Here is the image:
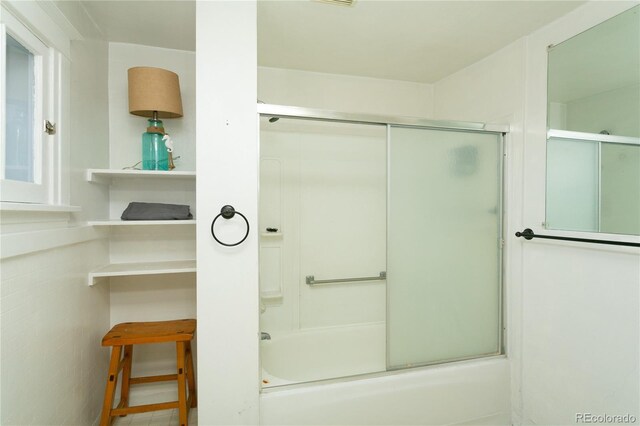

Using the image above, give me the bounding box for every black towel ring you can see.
[210,205,250,247]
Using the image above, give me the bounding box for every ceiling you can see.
[80,0,586,84]
[80,0,196,51]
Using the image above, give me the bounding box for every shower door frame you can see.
[258,103,508,133]
[258,103,508,376]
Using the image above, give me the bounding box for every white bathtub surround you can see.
[261,357,510,425]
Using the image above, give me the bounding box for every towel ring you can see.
[210,205,250,247]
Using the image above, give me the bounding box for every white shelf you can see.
[88,260,197,286]
[88,219,196,226]
[260,290,283,300]
[260,232,283,237]
[86,168,196,184]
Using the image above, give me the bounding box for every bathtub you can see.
[260,322,386,387]
[260,323,511,425]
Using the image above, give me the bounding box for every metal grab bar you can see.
[306,271,387,285]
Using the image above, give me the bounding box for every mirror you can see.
[546,5,640,235]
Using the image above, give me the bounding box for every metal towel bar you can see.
[306,271,387,285]
[515,228,640,247]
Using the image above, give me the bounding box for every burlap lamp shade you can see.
[128,67,183,118]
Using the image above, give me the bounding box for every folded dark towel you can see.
[121,202,193,220]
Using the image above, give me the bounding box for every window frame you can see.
[1,7,54,204]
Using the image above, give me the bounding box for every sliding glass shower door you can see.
[387,126,503,369]
[258,108,505,387]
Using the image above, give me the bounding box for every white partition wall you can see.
[387,126,503,368]
[196,1,260,424]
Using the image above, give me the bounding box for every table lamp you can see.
[128,67,183,170]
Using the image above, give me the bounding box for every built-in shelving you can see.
[88,219,196,226]
[85,168,197,285]
[86,168,196,184]
[88,260,197,286]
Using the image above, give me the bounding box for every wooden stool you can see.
[99,319,197,426]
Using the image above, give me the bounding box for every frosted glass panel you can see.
[601,143,640,235]
[387,127,501,369]
[4,34,35,182]
[546,137,599,232]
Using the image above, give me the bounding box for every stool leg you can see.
[176,341,188,426]
[100,345,122,426]
[118,345,133,415]
[185,341,197,407]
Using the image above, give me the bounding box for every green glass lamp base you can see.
[141,118,169,171]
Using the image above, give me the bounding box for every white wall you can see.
[1,7,112,424]
[259,66,434,118]
[434,2,640,424]
[108,42,196,171]
[70,37,111,224]
[434,39,525,125]
[0,240,110,425]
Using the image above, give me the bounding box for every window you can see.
[1,7,54,204]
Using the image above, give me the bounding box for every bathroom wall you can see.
[0,239,110,424]
[0,4,112,423]
[433,2,639,424]
[259,66,434,117]
[70,37,111,224]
